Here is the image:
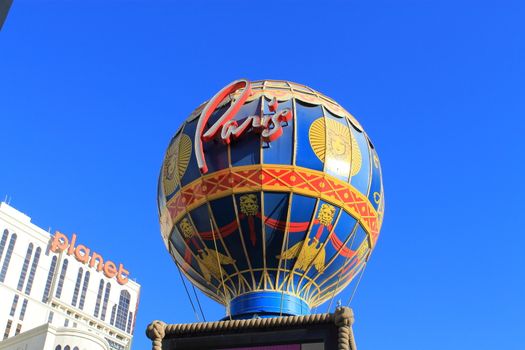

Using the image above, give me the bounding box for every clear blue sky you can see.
[1,1,524,349]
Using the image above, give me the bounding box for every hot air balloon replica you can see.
[157,79,384,322]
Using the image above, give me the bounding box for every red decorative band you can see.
[166,165,380,246]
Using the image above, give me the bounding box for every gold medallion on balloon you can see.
[309,117,362,177]
[163,133,192,197]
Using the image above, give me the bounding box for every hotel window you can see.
[48,311,54,323]
[0,234,17,282]
[55,258,69,298]
[42,256,58,302]
[19,299,28,321]
[17,243,33,290]
[115,290,131,331]
[105,338,125,350]
[79,271,90,310]
[9,295,19,316]
[15,323,21,335]
[126,311,133,333]
[64,319,69,327]
[94,279,104,317]
[0,229,8,260]
[64,346,70,350]
[55,346,61,350]
[101,282,111,320]
[71,267,83,306]
[110,304,116,326]
[3,320,12,339]
[25,247,41,295]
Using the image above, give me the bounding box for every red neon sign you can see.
[195,79,292,174]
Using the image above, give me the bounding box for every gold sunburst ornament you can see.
[309,117,362,177]
[163,134,192,196]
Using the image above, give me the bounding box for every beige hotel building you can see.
[0,202,140,350]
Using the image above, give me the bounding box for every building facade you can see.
[0,202,140,350]
[0,323,110,350]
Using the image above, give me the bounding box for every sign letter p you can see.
[51,231,69,253]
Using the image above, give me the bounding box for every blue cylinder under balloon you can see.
[228,291,311,319]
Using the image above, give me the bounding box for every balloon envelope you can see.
[158,80,384,319]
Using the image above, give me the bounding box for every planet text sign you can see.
[50,231,130,285]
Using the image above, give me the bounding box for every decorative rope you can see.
[334,307,355,350]
[192,284,206,322]
[209,216,232,320]
[145,320,166,350]
[327,222,360,312]
[346,262,367,307]
[176,263,200,321]
[146,307,357,350]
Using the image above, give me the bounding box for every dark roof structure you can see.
[146,306,357,350]
[0,0,13,31]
